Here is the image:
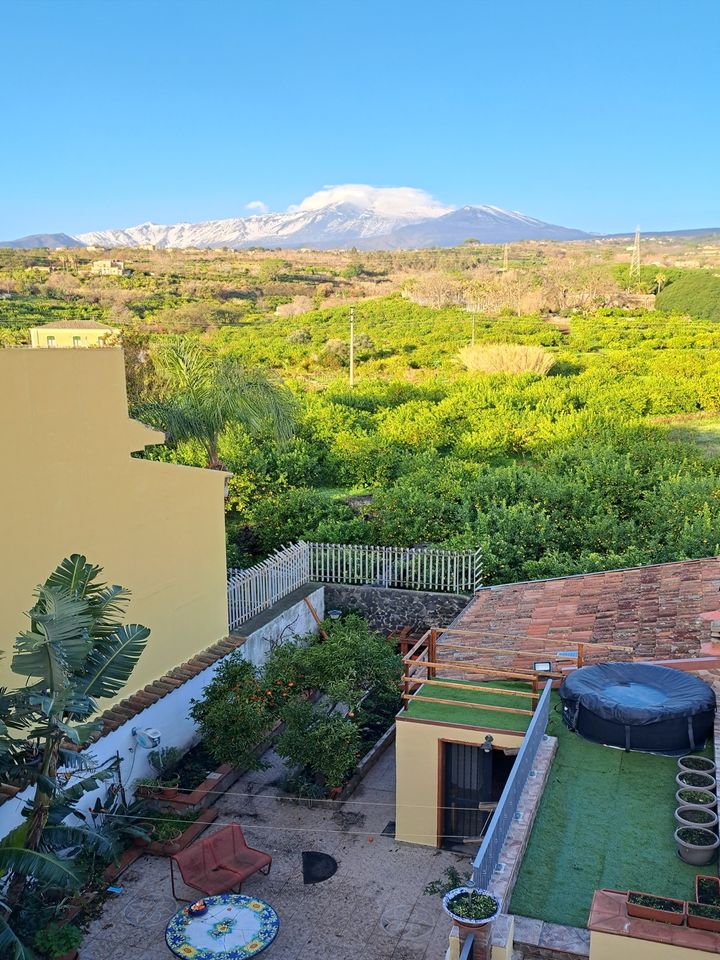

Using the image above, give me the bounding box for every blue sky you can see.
[2,0,719,237]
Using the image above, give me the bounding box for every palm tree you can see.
[140,337,296,469]
[1,555,150,955]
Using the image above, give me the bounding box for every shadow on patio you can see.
[80,746,468,960]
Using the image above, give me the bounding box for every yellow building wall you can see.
[395,717,525,846]
[590,930,717,960]
[0,347,229,708]
[29,326,116,348]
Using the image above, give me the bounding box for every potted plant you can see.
[626,892,686,925]
[688,901,720,932]
[679,756,716,776]
[442,886,501,928]
[132,822,156,847]
[696,875,720,905]
[676,788,716,809]
[675,805,718,830]
[675,827,720,865]
[676,770,716,792]
[149,746,182,800]
[133,776,163,799]
[34,923,82,960]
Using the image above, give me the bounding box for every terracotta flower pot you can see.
[626,891,686,925]
[688,902,720,932]
[695,874,720,905]
[160,780,180,800]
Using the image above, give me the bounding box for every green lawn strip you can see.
[509,698,702,927]
[404,679,532,732]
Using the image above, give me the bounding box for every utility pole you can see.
[628,226,641,289]
[503,244,509,271]
[349,305,355,388]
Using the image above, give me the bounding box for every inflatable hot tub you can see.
[559,662,716,755]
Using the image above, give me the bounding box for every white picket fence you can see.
[227,541,481,631]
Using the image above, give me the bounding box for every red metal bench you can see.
[170,824,272,900]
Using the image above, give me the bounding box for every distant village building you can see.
[90,258,127,276]
[29,318,119,349]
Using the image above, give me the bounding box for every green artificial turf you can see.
[509,696,708,928]
[403,679,533,732]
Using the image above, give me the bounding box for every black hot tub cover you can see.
[559,662,716,754]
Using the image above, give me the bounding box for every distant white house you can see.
[90,258,127,276]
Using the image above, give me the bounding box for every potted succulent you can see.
[679,756,716,776]
[688,901,720,933]
[34,923,82,960]
[676,788,716,809]
[626,892,686,925]
[675,805,718,831]
[676,770,716,792]
[675,827,720,865]
[696,875,720,905]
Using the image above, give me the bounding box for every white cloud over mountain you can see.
[246,200,269,215]
[289,184,453,220]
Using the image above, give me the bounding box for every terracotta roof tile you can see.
[440,557,720,669]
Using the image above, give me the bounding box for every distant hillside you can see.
[656,272,720,320]
[373,205,590,248]
[0,233,84,249]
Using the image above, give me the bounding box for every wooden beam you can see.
[408,659,560,681]
[303,596,329,640]
[425,640,580,660]
[405,676,538,700]
[402,692,534,717]
[432,627,633,653]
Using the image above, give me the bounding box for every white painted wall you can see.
[0,587,324,841]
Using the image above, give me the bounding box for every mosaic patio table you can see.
[165,893,279,959]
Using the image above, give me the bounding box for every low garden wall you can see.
[324,583,470,633]
[0,586,324,844]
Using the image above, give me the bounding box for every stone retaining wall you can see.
[324,583,470,633]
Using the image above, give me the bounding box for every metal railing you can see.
[471,678,553,892]
[227,541,482,631]
[307,542,481,593]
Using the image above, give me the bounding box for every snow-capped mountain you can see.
[75,202,431,250]
[4,186,591,250]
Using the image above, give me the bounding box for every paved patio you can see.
[80,745,468,960]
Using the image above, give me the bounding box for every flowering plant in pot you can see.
[626,892,686,925]
[675,827,720,865]
[34,923,82,960]
[675,805,718,831]
[676,770,716,792]
[688,901,720,933]
[675,788,716,809]
[442,886,501,926]
[679,756,716,776]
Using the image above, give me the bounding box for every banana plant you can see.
[3,554,150,928]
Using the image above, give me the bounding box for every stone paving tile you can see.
[80,743,467,960]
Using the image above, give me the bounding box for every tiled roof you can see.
[72,635,242,750]
[450,557,720,662]
[36,319,117,330]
